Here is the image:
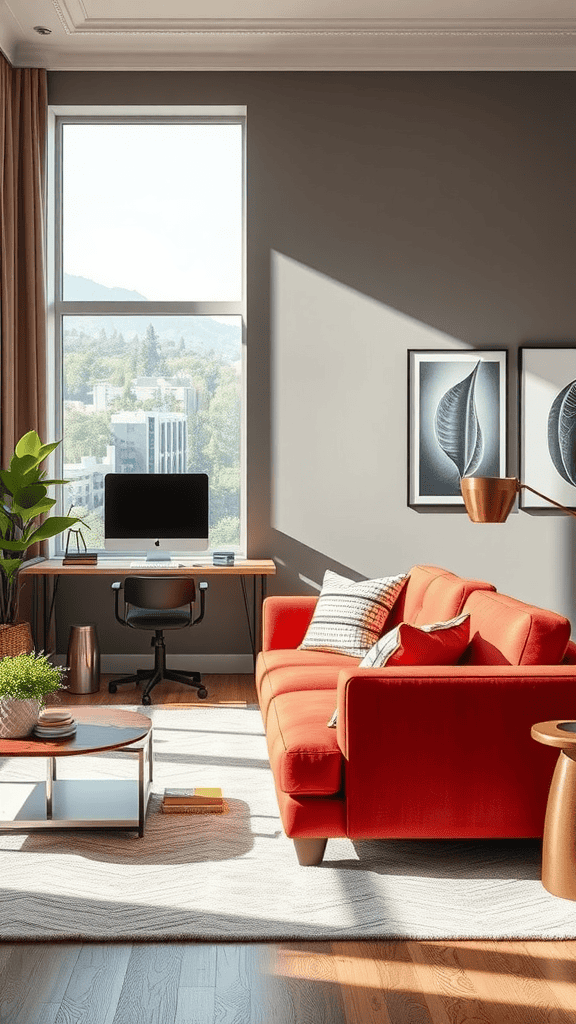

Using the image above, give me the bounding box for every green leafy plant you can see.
[0,651,66,704]
[0,431,81,624]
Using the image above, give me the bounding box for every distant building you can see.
[92,383,122,411]
[64,445,117,511]
[111,411,187,474]
[132,376,199,414]
[92,377,199,414]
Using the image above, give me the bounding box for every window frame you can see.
[47,106,247,558]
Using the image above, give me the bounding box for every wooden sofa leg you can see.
[293,838,328,866]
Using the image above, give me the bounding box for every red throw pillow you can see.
[359,613,471,668]
[327,613,471,727]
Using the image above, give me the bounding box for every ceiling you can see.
[1,0,575,71]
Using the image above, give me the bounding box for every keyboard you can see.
[129,560,205,568]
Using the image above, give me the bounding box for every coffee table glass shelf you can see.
[0,708,153,837]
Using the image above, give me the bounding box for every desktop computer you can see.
[104,473,209,563]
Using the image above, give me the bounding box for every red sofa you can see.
[255,565,576,865]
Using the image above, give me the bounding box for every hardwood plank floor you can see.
[2,674,573,1023]
[2,941,576,1024]
[44,673,258,708]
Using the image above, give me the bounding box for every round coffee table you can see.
[0,707,153,837]
[532,720,576,900]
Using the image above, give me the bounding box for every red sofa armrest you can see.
[335,664,576,839]
[262,595,318,651]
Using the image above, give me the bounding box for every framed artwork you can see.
[520,347,576,511]
[408,349,508,507]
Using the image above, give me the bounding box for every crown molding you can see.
[13,26,576,71]
[1,2,573,71]
[48,6,576,36]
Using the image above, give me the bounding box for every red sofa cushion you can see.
[262,596,319,652]
[388,565,495,628]
[257,649,357,722]
[463,590,571,666]
[266,690,344,796]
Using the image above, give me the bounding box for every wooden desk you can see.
[21,558,276,669]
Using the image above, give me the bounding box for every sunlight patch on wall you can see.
[270,252,466,574]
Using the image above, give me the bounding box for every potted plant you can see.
[0,650,66,737]
[0,430,80,654]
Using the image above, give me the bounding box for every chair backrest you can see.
[124,576,196,610]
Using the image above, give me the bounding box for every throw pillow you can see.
[359,612,470,669]
[299,569,408,660]
[327,612,470,727]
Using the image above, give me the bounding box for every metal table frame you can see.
[0,729,153,838]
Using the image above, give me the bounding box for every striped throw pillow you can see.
[299,569,408,659]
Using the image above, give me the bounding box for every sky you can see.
[62,122,243,303]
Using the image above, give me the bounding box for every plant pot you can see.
[0,697,40,738]
[0,622,33,659]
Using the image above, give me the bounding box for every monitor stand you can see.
[144,550,172,563]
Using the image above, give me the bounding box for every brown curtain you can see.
[0,55,47,464]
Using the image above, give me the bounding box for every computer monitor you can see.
[104,473,209,560]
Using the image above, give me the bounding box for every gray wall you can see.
[47,71,576,658]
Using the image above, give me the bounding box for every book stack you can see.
[161,787,226,814]
[62,551,98,566]
[33,709,77,739]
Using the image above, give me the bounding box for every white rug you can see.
[1,705,576,941]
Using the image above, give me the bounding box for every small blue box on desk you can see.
[213,552,235,566]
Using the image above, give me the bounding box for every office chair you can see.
[108,576,208,705]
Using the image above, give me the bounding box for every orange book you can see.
[161,802,227,815]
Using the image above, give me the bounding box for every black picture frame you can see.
[408,349,508,508]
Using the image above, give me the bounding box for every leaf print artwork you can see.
[434,360,484,479]
[409,349,506,506]
[548,379,576,487]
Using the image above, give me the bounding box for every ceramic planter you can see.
[0,698,40,738]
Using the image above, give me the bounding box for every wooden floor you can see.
[1,674,574,1023]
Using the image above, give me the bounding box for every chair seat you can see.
[126,606,191,630]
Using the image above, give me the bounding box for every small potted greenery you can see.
[0,651,66,738]
[0,430,80,653]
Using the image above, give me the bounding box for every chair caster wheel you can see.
[197,688,208,699]
[142,694,152,706]
[108,683,117,694]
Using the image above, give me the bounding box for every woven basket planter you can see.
[0,622,34,659]
[0,697,40,738]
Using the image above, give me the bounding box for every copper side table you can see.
[0,708,153,838]
[531,720,576,900]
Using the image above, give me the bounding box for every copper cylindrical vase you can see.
[66,624,100,694]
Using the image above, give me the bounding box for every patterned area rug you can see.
[1,705,576,941]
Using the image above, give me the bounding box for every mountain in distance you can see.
[64,274,147,302]
[63,274,241,362]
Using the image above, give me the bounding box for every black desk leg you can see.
[45,576,51,652]
[240,574,267,673]
[240,576,256,672]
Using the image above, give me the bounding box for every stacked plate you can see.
[33,709,77,740]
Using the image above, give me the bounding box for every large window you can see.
[49,109,246,554]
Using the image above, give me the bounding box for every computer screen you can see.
[104,473,209,557]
